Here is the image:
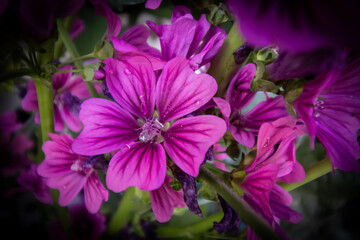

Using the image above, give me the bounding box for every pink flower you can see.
[72,55,226,193]
[215,63,288,148]
[38,133,108,213]
[146,5,226,70]
[145,0,162,10]
[240,116,306,239]
[21,66,98,132]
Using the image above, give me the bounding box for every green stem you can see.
[207,23,244,98]
[108,187,136,234]
[56,69,84,74]
[279,158,333,192]
[34,78,54,142]
[57,18,99,97]
[58,53,95,67]
[200,168,282,240]
[156,212,223,238]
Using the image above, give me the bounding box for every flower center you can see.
[138,118,164,143]
[312,99,325,118]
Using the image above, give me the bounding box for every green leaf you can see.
[83,67,95,81]
[198,182,218,202]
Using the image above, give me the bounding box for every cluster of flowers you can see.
[1,0,359,239]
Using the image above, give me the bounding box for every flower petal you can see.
[145,0,162,9]
[227,63,257,111]
[156,57,217,123]
[149,175,185,222]
[53,66,72,90]
[72,98,140,156]
[84,171,109,213]
[104,56,156,119]
[106,142,166,192]
[163,115,226,176]
[39,133,85,177]
[59,105,82,132]
[47,172,86,207]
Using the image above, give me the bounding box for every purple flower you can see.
[38,133,109,213]
[213,144,228,171]
[146,5,226,70]
[17,163,53,204]
[293,57,360,171]
[149,175,186,222]
[0,133,33,176]
[21,66,99,132]
[226,0,360,53]
[72,55,226,193]
[216,63,288,148]
[145,0,162,10]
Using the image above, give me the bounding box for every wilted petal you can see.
[213,195,241,234]
[173,168,202,217]
[104,56,156,119]
[106,142,166,192]
[84,171,109,213]
[149,175,185,222]
[72,98,140,156]
[163,115,226,176]
[156,57,217,123]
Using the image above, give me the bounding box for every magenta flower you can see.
[149,175,186,222]
[240,116,306,239]
[146,5,226,70]
[216,63,288,148]
[17,163,53,204]
[293,57,360,171]
[72,55,226,193]
[213,143,228,171]
[21,66,98,132]
[38,133,108,213]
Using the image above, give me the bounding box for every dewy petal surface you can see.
[156,57,217,123]
[106,142,166,192]
[163,115,226,177]
[149,175,185,222]
[72,98,140,156]
[104,56,156,119]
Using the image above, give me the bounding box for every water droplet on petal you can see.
[313,112,320,118]
[124,69,131,75]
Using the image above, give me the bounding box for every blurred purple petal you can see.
[84,172,109,213]
[145,0,162,10]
